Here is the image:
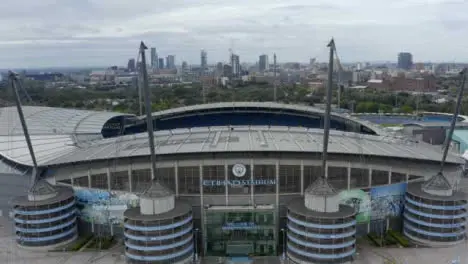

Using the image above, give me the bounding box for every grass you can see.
[387,230,410,247]
[85,236,116,250]
[367,231,402,248]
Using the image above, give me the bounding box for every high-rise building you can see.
[259,54,269,72]
[309,58,316,66]
[181,61,188,73]
[216,62,223,76]
[127,58,136,72]
[166,55,176,69]
[231,54,240,77]
[158,58,164,69]
[201,50,207,70]
[150,48,158,69]
[398,52,413,70]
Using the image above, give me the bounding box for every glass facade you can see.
[205,209,277,257]
[67,162,429,198]
[63,160,435,257]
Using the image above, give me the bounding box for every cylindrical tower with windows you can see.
[404,173,467,247]
[12,180,78,250]
[287,178,356,264]
[124,181,194,264]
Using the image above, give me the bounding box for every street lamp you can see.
[194,228,199,263]
[280,228,287,260]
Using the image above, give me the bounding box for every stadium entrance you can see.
[204,205,277,257]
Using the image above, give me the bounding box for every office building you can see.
[127,58,136,72]
[150,48,158,69]
[158,58,164,69]
[201,49,207,70]
[398,52,413,70]
[259,54,269,72]
[167,55,176,69]
[231,54,240,78]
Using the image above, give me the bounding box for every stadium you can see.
[0,101,466,263]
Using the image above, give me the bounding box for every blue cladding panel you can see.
[121,111,375,135]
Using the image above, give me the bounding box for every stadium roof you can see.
[0,105,462,167]
[0,106,133,136]
[148,101,386,135]
[1,125,460,167]
[0,106,133,166]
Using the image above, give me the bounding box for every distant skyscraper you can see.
[216,62,223,76]
[166,55,176,69]
[127,58,136,72]
[231,54,240,77]
[259,54,269,72]
[150,48,158,69]
[309,58,316,66]
[223,64,232,77]
[398,52,413,70]
[201,49,207,70]
[158,58,164,69]
[182,61,188,72]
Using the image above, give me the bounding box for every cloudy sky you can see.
[0,0,467,68]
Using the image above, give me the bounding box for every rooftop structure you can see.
[0,106,135,136]
[0,124,462,167]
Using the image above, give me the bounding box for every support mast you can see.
[321,39,335,178]
[139,42,158,181]
[8,72,38,187]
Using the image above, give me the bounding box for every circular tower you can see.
[12,180,78,250]
[287,178,356,264]
[124,181,194,264]
[404,172,467,247]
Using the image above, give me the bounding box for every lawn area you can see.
[367,231,405,248]
[85,236,116,250]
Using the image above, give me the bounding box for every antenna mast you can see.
[321,39,335,178]
[8,72,38,188]
[139,42,158,181]
[440,68,467,172]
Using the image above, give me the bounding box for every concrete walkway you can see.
[1,216,466,264]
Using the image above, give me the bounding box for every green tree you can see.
[399,105,414,114]
[356,102,379,113]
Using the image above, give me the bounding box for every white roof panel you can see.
[0,106,134,166]
[30,126,462,166]
[0,106,463,168]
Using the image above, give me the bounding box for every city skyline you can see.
[0,0,467,68]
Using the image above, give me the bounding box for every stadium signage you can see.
[203,179,276,186]
[202,163,276,186]
[232,164,247,177]
[222,222,257,230]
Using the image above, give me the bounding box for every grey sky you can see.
[0,0,467,68]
